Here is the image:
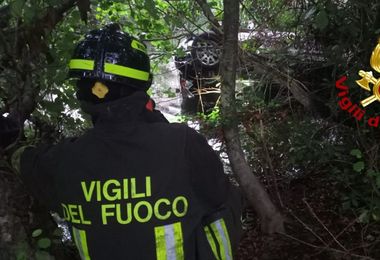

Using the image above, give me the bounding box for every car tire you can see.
[191,32,222,70]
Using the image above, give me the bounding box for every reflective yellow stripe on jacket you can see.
[72,227,91,260]
[204,218,233,260]
[154,222,184,260]
[204,225,220,260]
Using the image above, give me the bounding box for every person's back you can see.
[19,24,242,259]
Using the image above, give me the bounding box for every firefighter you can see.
[15,24,242,259]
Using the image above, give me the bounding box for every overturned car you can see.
[175,31,222,114]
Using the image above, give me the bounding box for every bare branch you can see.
[164,0,207,34]
[193,0,223,35]
[242,53,313,109]
[288,208,329,247]
[303,199,348,251]
[143,33,190,42]
[279,233,375,260]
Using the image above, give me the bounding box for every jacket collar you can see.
[80,91,151,125]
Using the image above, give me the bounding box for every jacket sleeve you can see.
[185,127,230,210]
[185,127,243,257]
[20,145,60,213]
[0,115,20,148]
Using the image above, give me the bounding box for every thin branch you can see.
[164,0,206,34]
[242,52,312,109]
[143,33,189,42]
[259,119,285,208]
[288,209,329,247]
[155,97,181,105]
[193,0,223,35]
[333,217,360,243]
[303,199,348,251]
[154,5,196,36]
[279,232,375,260]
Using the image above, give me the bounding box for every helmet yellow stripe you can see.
[69,59,95,70]
[104,63,150,81]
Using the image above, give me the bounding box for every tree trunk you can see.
[0,2,78,258]
[220,0,285,234]
[0,168,34,260]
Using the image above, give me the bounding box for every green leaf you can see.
[10,0,25,17]
[350,149,362,158]
[209,1,218,8]
[37,238,51,249]
[35,250,54,260]
[314,10,329,30]
[144,0,158,19]
[376,175,380,188]
[353,161,365,172]
[372,208,380,221]
[358,210,369,223]
[23,5,37,24]
[32,229,43,238]
[367,169,376,177]
[15,241,29,260]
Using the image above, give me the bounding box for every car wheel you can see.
[191,32,222,70]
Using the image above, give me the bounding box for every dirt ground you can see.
[236,172,380,260]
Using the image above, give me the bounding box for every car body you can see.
[174,31,222,114]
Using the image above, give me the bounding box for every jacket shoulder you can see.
[21,137,77,175]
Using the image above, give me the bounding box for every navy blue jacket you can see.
[21,92,241,260]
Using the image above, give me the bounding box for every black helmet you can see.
[68,24,152,91]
